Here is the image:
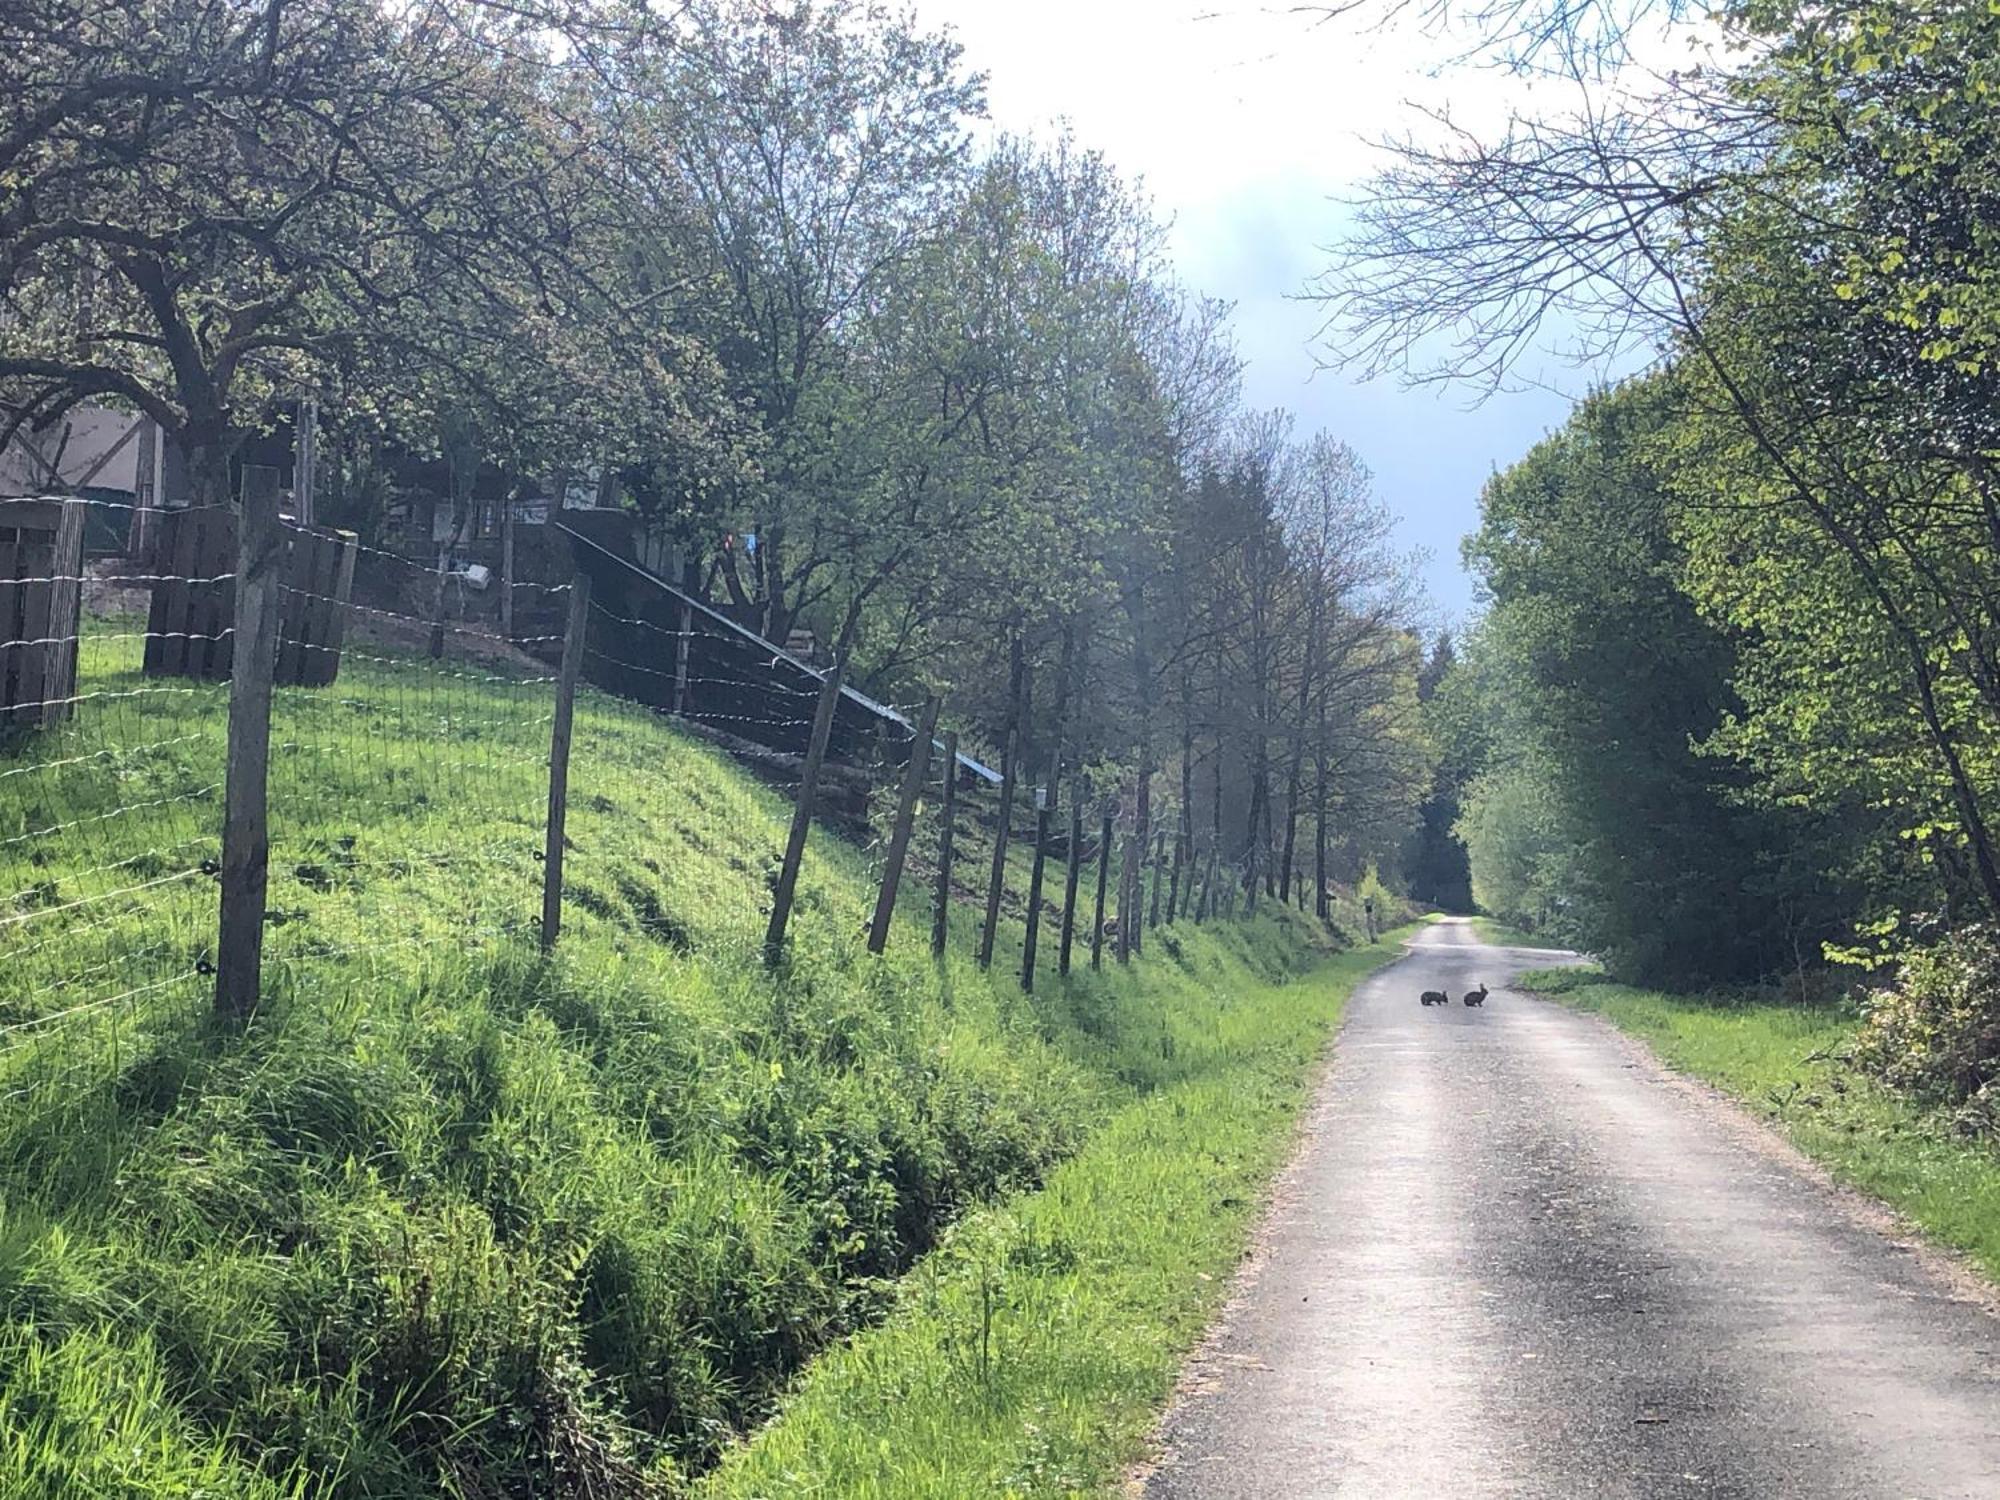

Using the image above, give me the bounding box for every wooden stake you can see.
[672,597,692,715]
[1020,783,1054,992]
[1147,828,1167,930]
[978,753,1017,971]
[214,482,286,1019]
[868,697,940,955]
[540,571,592,952]
[500,498,515,639]
[1091,808,1113,970]
[931,731,959,958]
[979,637,1027,969]
[1058,778,1084,976]
[765,656,846,965]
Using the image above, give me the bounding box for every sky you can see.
[906,0,1601,620]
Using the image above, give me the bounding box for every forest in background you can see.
[1338,0,2000,1128]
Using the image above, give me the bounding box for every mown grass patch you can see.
[1521,967,2000,1283]
[698,929,1414,1500]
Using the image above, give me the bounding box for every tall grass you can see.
[0,618,1371,1496]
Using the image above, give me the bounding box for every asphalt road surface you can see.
[1143,918,2000,1499]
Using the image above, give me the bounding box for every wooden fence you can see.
[143,505,358,686]
[0,497,86,731]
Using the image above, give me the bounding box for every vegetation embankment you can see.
[699,929,1410,1499]
[0,624,1406,1498]
[1519,968,2000,1283]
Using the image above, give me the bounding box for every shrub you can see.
[1853,923,2000,1122]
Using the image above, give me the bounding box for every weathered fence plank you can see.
[275,524,357,688]
[0,498,85,731]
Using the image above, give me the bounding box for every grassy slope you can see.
[1521,968,2000,1282]
[0,620,1398,1497]
[698,929,1412,1500]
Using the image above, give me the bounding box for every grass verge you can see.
[1520,967,2000,1283]
[698,927,1415,1499]
[1,613,1407,1495]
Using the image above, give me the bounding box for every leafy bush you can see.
[1854,924,2000,1127]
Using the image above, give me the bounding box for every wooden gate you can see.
[0,497,87,730]
[144,506,359,686]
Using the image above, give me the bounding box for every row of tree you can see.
[1,0,1435,910]
[1342,0,2000,1043]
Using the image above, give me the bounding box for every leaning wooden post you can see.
[977,741,1020,969]
[868,697,940,955]
[1147,828,1167,930]
[214,482,287,1020]
[540,571,593,952]
[978,641,1028,969]
[931,730,959,958]
[1020,782,1055,992]
[765,656,847,966]
[1058,777,1084,976]
[1091,806,1113,970]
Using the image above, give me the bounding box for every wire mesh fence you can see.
[2,495,1221,1120]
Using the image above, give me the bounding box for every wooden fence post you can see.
[672,597,692,715]
[1058,777,1084,977]
[977,743,1019,970]
[1147,828,1167,930]
[766,656,846,965]
[1116,827,1138,966]
[1020,782,1054,992]
[931,730,958,958]
[540,572,593,952]
[1091,806,1113,970]
[500,500,516,639]
[213,485,286,1019]
[868,697,939,955]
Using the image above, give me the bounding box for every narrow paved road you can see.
[1145,919,2000,1499]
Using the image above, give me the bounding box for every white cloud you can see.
[909,0,1678,609]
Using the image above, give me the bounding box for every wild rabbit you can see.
[1463,983,1489,1007]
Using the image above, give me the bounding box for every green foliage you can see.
[1450,379,1850,983]
[0,627,1352,1496]
[1853,924,2000,1132]
[697,927,1409,1499]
